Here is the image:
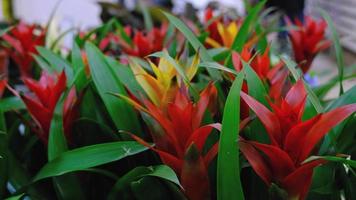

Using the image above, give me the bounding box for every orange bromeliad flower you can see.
[287,16,331,73]
[239,80,356,200]
[21,71,78,143]
[1,22,45,77]
[120,84,219,200]
[129,54,199,109]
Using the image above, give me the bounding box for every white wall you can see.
[13,0,112,30]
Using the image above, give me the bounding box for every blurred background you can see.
[0,0,355,98]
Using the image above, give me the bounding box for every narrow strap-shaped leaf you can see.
[70,42,87,90]
[106,56,144,98]
[48,93,67,161]
[304,156,356,168]
[199,62,238,75]
[320,9,344,95]
[319,86,356,154]
[217,72,245,200]
[139,0,153,31]
[231,0,266,52]
[47,91,85,200]
[0,26,13,37]
[243,61,269,106]
[34,141,147,181]
[282,56,324,113]
[0,96,25,112]
[33,54,54,74]
[163,12,222,81]
[36,47,74,82]
[85,42,142,134]
[108,165,181,200]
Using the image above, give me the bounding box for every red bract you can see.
[288,16,331,73]
[204,8,223,47]
[1,22,45,77]
[232,47,273,81]
[0,50,8,97]
[118,24,167,58]
[21,71,78,143]
[240,80,356,199]
[123,84,219,200]
[231,47,291,103]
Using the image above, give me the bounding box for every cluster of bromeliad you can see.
[0,7,355,200]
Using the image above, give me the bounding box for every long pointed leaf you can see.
[34,141,147,181]
[217,72,245,200]
[85,42,142,134]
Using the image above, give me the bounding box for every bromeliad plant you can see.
[0,22,46,77]
[240,80,356,200]
[120,83,219,200]
[0,2,355,200]
[287,16,331,73]
[19,71,78,143]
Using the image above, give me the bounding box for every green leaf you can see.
[36,47,74,81]
[33,54,54,73]
[106,56,144,97]
[0,97,25,112]
[243,61,269,106]
[231,0,266,52]
[199,62,238,75]
[217,72,245,200]
[113,20,133,46]
[139,0,153,31]
[71,42,87,90]
[4,193,24,200]
[108,165,181,200]
[163,12,221,81]
[46,91,85,199]
[0,26,13,37]
[34,141,147,181]
[224,1,266,68]
[150,51,190,84]
[282,56,324,113]
[319,85,356,154]
[85,42,142,134]
[325,85,356,111]
[305,156,356,168]
[48,94,68,161]
[320,9,344,95]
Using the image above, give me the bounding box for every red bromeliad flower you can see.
[21,71,78,143]
[232,47,272,80]
[121,84,219,200]
[117,24,167,58]
[288,16,331,73]
[1,22,46,77]
[239,80,356,199]
[231,47,287,119]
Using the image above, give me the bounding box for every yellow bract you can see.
[129,54,199,108]
[206,21,259,49]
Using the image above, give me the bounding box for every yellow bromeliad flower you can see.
[129,53,199,109]
[204,8,258,49]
